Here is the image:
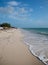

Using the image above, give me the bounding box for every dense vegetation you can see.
[0,23,11,28]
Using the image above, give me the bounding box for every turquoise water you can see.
[20,28,48,65]
[23,28,48,35]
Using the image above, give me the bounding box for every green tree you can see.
[1,23,11,28]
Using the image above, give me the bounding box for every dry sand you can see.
[0,28,44,65]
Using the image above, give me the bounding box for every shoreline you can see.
[20,28,48,65]
[0,28,45,65]
[23,40,46,65]
[29,48,46,65]
[19,28,46,65]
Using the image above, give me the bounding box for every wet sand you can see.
[0,28,44,65]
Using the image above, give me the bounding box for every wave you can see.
[20,29,48,65]
[37,32,48,36]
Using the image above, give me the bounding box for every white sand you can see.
[0,28,44,65]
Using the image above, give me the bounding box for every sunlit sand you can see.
[0,28,44,65]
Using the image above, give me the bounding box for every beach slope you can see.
[0,28,44,65]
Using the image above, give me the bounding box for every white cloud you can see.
[0,6,14,14]
[18,7,28,14]
[0,1,33,22]
[29,8,33,12]
[8,1,21,6]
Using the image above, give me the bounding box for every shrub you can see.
[1,23,11,28]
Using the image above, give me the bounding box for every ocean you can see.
[20,28,48,65]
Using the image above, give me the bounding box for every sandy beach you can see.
[0,28,44,65]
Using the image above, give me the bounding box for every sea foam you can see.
[20,29,48,65]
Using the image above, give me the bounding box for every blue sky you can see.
[0,0,48,28]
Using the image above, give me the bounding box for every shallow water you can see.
[20,28,48,65]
